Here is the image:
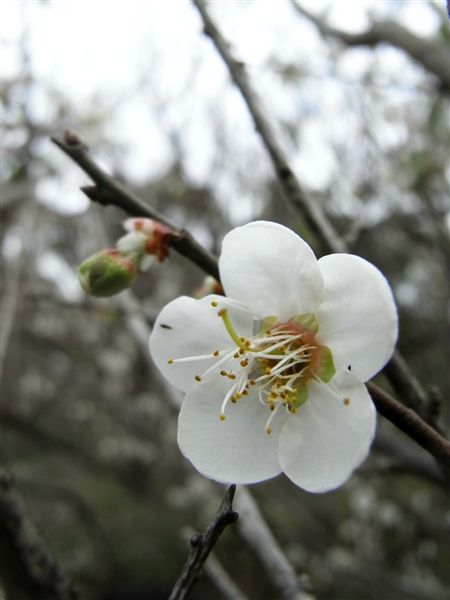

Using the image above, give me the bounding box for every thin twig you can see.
[368,383,450,471]
[182,527,250,600]
[168,485,239,600]
[192,0,345,255]
[51,132,219,280]
[190,0,431,418]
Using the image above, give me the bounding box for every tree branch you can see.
[192,0,345,255]
[51,132,219,280]
[168,484,239,600]
[368,382,450,471]
[290,1,450,93]
[0,471,81,600]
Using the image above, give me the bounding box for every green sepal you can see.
[78,250,138,297]
[259,315,277,334]
[317,346,336,383]
[290,313,319,333]
[294,382,309,408]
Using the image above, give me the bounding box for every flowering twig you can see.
[52,133,450,470]
[190,0,431,419]
[168,484,239,600]
[0,471,81,600]
[51,132,219,280]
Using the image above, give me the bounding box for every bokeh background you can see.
[1,1,450,599]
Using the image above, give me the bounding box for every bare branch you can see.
[0,472,81,600]
[51,132,220,280]
[368,382,450,471]
[290,1,450,93]
[182,527,250,600]
[192,0,345,255]
[168,484,239,600]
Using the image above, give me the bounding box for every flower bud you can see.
[121,218,174,262]
[78,249,137,297]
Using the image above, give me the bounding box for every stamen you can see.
[194,375,202,382]
[265,402,281,434]
[218,308,247,351]
[211,300,218,308]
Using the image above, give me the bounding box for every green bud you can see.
[78,249,137,297]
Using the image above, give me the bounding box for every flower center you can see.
[167,300,336,434]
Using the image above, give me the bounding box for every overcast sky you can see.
[3,0,447,216]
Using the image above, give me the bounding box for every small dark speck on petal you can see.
[160,324,172,329]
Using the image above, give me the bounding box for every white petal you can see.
[279,370,376,493]
[178,377,285,484]
[220,221,324,320]
[149,295,254,392]
[317,254,398,382]
[117,231,147,254]
[139,254,156,272]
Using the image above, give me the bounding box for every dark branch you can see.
[368,383,450,472]
[192,0,345,255]
[51,132,220,280]
[290,1,450,93]
[168,485,239,600]
[0,471,81,600]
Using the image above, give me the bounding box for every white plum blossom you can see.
[149,221,398,493]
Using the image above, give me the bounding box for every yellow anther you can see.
[343,398,351,406]
[231,396,237,403]
[194,375,202,382]
[213,350,220,357]
[266,427,273,435]
[220,414,226,421]
[220,370,227,376]
[235,392,242,400]
[229,374,236,380]
[269,403,275,411]
[242,389,248,396]
[211,300,218,308]
[249,379,256,386]
[234,352,240,359]
[167,357,174,365]
[240,359,248,368]
[238,348,245,355]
